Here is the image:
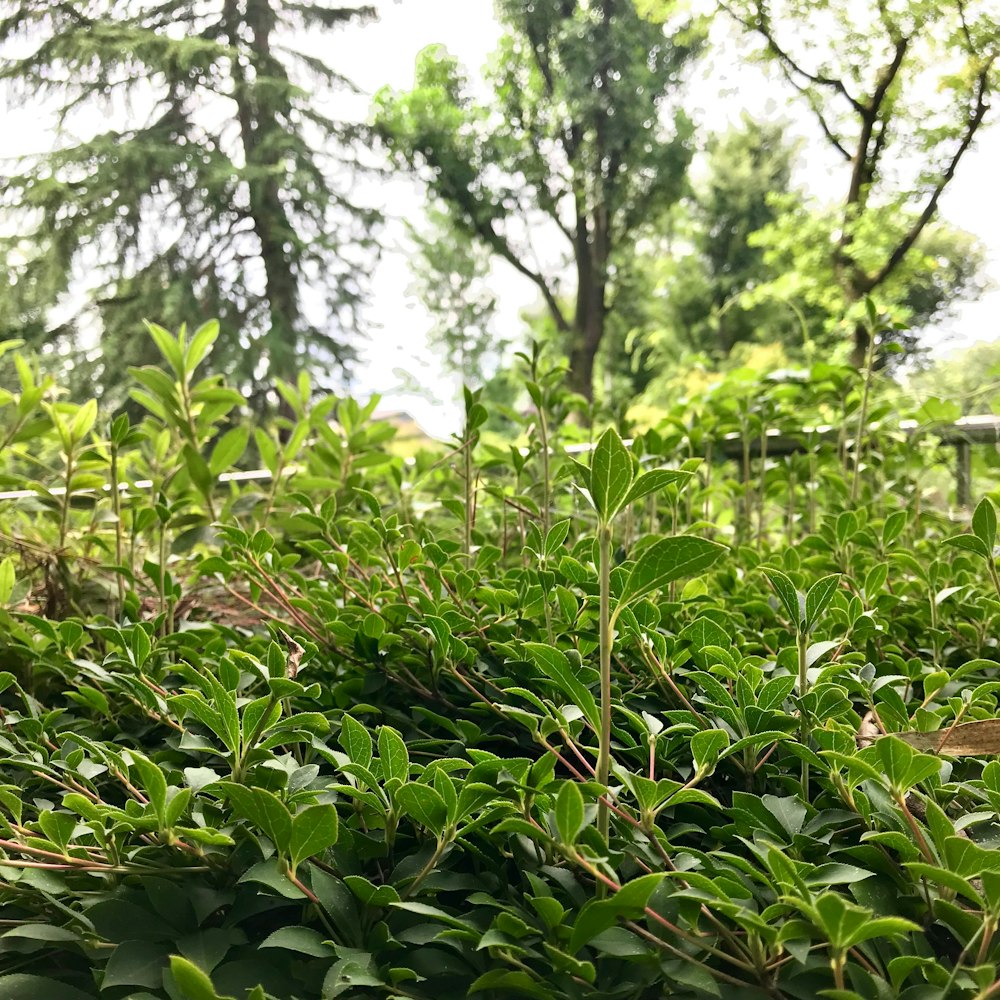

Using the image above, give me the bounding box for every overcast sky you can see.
[325,0,1000,435]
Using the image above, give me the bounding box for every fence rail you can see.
[0,414,996,508]
[712,415,1000,509]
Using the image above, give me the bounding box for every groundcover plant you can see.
[1,323,1000,999]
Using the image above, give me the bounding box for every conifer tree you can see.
[0,0,376,404]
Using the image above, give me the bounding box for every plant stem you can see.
[464,428,474,569]
[110,445,125,617]
[401,839,447,900]
[597,521,613,861]
[538,403,550,540]
[850,317,878,503]
[797,629,810,799]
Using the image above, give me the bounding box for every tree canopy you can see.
[375,0,707,402]
[0,0,378,405]
[718,0,998,362]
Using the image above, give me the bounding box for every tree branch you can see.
[777,64,851,160]
[717,0,867,115]
[844,38,909,212]
[864,61,993,292]
[472,213,570,332]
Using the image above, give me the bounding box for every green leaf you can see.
[289,804,339,870]
[804,574,840,631]
[589,428,633,521]
[0,977,96,1000]
[209,426,249,476]
[0,558,15,604]
[339,714,374,769]
[168,955,232,1000]
[691,729,730,777]
[145,321,185,378]
[37,810,77,854]
[103,940,169,990]
[523,642,600,733]
[882,510,907,546]
[944,533,992,559]
[765,569,804,629]
[622,468,692,507]
[973,498,997,551]
[569,874,664,953]
[185,320,220,374]
[126,751,168,826]
[221,784,292,855]
[619,535,726,607]
[554,781,585,845]
[260,925,335,958]
[378,726,410,784]
[544,519,571,557]
[871,737,941,795]
[395,783,448,837]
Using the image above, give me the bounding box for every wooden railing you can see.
[0,415,996,508]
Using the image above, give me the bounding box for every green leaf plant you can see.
[577,427,725,849]
[764,568,841,798]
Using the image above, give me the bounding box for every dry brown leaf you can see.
[890,720,1000,756]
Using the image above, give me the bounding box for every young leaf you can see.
[554,780,585,845]
[619,536,726,607]
[973,498,997,552]
[804,574,841,631]
[589,428,633,521]
[765,569,804,630]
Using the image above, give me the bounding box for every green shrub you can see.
[0,323,998,999]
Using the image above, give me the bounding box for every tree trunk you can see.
[567,278,606,402]
[226,0,301,391]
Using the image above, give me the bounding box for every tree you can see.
[716,0,997,364]
[406,207,501,389]
[0,0,377,405]
[624,116,816,367]
[610,114,985,384]
[374,0,706,402]
[746,196,987,360]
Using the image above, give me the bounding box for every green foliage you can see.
[0,0,378,405]
[719,0,997,362]
[1,324,1000,998]
[374,0,705,400]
